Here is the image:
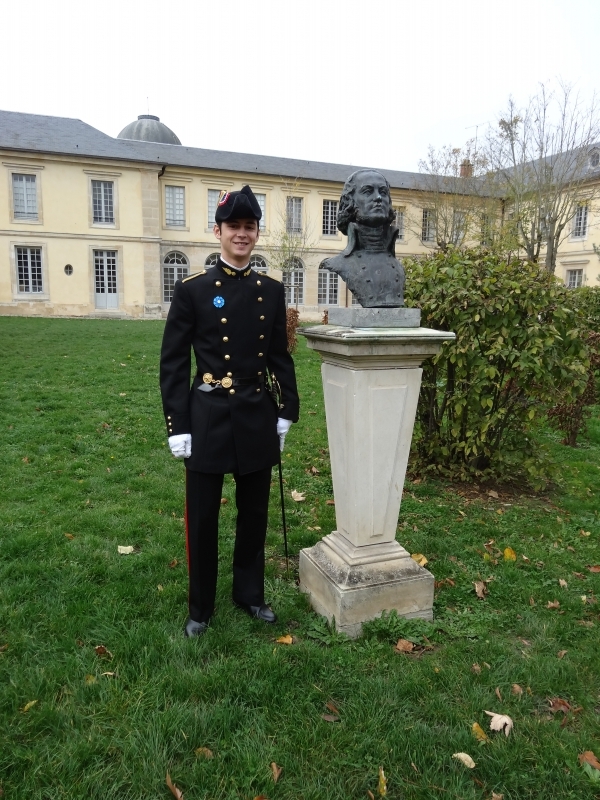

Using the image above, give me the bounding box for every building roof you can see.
[117,114,181,145]
[0,109,429,190]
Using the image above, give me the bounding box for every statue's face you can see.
[353,171,391,226]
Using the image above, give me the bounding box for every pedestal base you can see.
[299,531,434,638]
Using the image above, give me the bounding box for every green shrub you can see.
[404,248,589,486]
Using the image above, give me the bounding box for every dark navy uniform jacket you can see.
[160,258,300,475]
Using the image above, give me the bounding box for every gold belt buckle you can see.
[221,376,233,389]
[202,373,213,384]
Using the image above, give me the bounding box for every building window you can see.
[165,186,185,226]
[207,189,222,228]
[12,175,38,220]
[394,207,405,240]
[16,246,43,293]
[283,258,304,304]
[163,252,189,302]
[286,196,303,233]
[94,250,118,308]
[590,151,599,169]
[351,293,361,306]
[452,211,466,245]
[422,209,434,242]
[566,269,583,288]
[205,252,220,267]
[572,204,588,238]
[250,255,268,272]
[92,180,114,224]
[322,200,338,235]
[255,193,266,231]
[318,267,338,305]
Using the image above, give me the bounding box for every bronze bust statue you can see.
[323,169,405,307]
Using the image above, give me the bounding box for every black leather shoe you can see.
[184,617,209,638]
[234,601,277,624]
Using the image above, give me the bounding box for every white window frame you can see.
[9,241,49,300]
[286,196,303,234]
[254,192,267,231]
[12,174,39,221]
[566,268,584,288]
[283,259,305,304]
[163,251,189,302]
[207,189,222,229]
[322,199,339,236]
[394,207,405,241]
[205,252,220,268]
[422,209,435,243]
[88,176,119,228]
[318,268,339,305]
[6,165,44,225]
[571,204,588,239]
[165,185,186,228]
[250,254,268,272]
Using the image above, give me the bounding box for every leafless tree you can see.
[263,179,316,306]
[485,83,600,273]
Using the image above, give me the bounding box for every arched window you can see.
[318,262,338,306]
[590,150,600,169]
[282,257,304,305]
[205,252,220,268]
[250,255,268,272]
[163,251,189,302]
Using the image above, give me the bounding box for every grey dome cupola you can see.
[117,115,181,145]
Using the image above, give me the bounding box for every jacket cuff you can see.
[165,412,191,437]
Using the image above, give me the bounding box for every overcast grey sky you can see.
[1,0,598,172]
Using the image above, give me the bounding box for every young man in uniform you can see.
[160,185,299,638]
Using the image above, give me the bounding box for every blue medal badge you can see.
[213,296,225,308]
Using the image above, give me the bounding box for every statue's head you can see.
[337,169,395,234]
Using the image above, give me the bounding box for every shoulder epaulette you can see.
[261,272,280,282]
[182,270,207,283]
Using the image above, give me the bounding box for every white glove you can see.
[277,418,293,452]
[169,433,192,459]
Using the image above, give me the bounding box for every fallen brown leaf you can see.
[491,794,504,800]
[0,644,8,653]
[452,752,476,768]
[367,792,375,800]
[326,499,335,505]
[485,710,513,736]
[220,497,228,504]
[578,751,600,771]
[291,490,305,502]
[321,713,340,723]
[276,634,293,645]
[394,638,415,653]
[168,558,178,568]
[529,597,536,606]
[511,684,523,696]
[472,721,490,742]
[559,578,568,589]
[166,773,184,800]
[503,547,517,561]
[471,663,482,674]
[378,765,387,796]
[326,700,340,715]
[411,762,419,773]
[194,746,213,759]
[101,671,116,678]
[21,700,38,713]
[557,650,568,659]
[253,796,269,800]
[117,545,135,555]
[488,490,499,499]
[64,533,75,540]
[270,762,282,783]
[589,565,600,573]
[411,553,428,567]
[495,687,502,701]
[94,645,113,659]
[547,600,560,609]
[310,466,320,475]
[474,580,488,600]
[580,529,591,537]
[548,697,572,714]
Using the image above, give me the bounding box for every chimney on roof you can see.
[460,159,473,178]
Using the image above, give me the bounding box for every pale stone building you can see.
[0,110,598,320]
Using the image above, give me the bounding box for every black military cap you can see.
[215,185,262,224]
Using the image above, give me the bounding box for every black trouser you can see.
[184,466,272,623]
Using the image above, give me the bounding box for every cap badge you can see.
[213,296,225,308]
[217,190,230,206]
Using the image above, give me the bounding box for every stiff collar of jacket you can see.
[216,257,253,280]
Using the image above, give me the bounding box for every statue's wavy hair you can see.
[336,169,396,235]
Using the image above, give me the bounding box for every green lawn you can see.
[1,317,599,800]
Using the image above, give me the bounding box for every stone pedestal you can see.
[299,324,455,637]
